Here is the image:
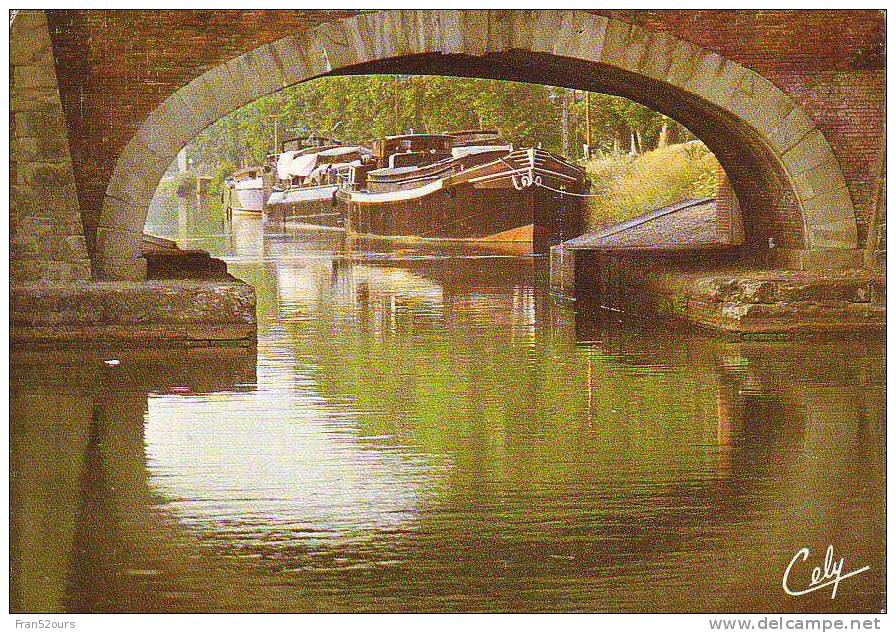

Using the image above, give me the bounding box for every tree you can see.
[184,75,698,173]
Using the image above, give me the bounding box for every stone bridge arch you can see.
[97,9,857,279]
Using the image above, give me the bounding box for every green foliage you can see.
[208,160,237,194]
[583,142,720,229]
[184,75,689,173]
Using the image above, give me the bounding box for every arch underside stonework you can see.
[97,9,858,280]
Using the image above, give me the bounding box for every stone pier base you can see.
[551,246,885,336]
[11,280,256,347]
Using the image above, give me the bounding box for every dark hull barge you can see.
[338,146,587,251]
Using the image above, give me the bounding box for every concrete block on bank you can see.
[555,251,884,335]
[766,248,863,270]
[777,278,874,304]
[10,280,257,346]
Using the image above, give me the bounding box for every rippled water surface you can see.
[10,217,886,613]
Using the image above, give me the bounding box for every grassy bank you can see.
[583,142,720,231]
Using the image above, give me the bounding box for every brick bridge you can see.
[10,9,885,341]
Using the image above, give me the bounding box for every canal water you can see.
[11,215,885,613]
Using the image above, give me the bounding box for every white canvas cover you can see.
[277,152,319,180]
[277,146,370,180]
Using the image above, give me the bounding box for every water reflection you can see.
[10,216,885,613]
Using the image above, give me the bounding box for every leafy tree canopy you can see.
[186,75,694,175]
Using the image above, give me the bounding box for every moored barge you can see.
[338,131,586,250]
[264,135,372,228]
[225,163,271,214]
